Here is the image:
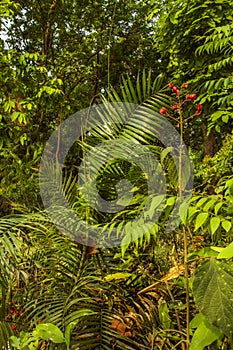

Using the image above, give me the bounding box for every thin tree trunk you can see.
[42,0,57,57]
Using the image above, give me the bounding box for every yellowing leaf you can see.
[104,272,132,281]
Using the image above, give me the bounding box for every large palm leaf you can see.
[0,211,161,349]
[0,70,186,349]
[67,71,179,246]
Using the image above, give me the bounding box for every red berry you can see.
[183,83,188,89]
[168,83,174,88]
[15,312,20,317]
[186,93,197,101]
[11,324,17,330]
[20,307,25,313]
[9,309,14,315]
[172,86,177,93]
[172,104,178,110]
[176,89,180,96]
[191,94,197,100]
[195,104,203,114]
[160,107,168,115]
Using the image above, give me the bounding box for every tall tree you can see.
[0,0,164,207]
[149,0,233,158]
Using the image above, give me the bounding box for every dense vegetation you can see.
[0,0,232,349]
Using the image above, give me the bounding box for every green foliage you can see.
[10,322,79,349]
[190,313,223,350]
[0,210,162,349]
[217,242,233,259]
[195,134,233,191]
[149,0,233,156]
[196,22,233,109]
[193,259,233,336]
[0,0,233,348]
[0,0,18,19]
[10,323,66,349]
[0,0,162,208]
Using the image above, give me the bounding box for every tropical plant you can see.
[1,1,233,349]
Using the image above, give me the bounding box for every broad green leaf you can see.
[9,336,20,347]
[189,247,218,258]
[196,197,209,207]
[10,111,21,122]
[221,220,232,232]
[214,202,223,215]
[150,195,165,210]
[222,114,229,123]
[159,301,171,329]
[215,124,221,133]
[203,199,216,211]
[32,323,65,343]
[194,213,209,231]
[211,246,223,253]
[193,259,233,336]
[179,201,189,224]
[147,195,165,218]
[190,312,206,328]
[166,196,176,206]
[217,242,233,259]
[187,206,197,221]
[190,318,223,350]
[210,217,221,235]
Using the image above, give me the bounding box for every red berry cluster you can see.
[6,301,25,331]
[168,83,181,96]
[159,83,203,117]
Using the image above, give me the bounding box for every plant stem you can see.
[165,281,184,343]
[55,114,62,164]
[183,226,190,346]
[179,107,190,348]
[179,107,183,203]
